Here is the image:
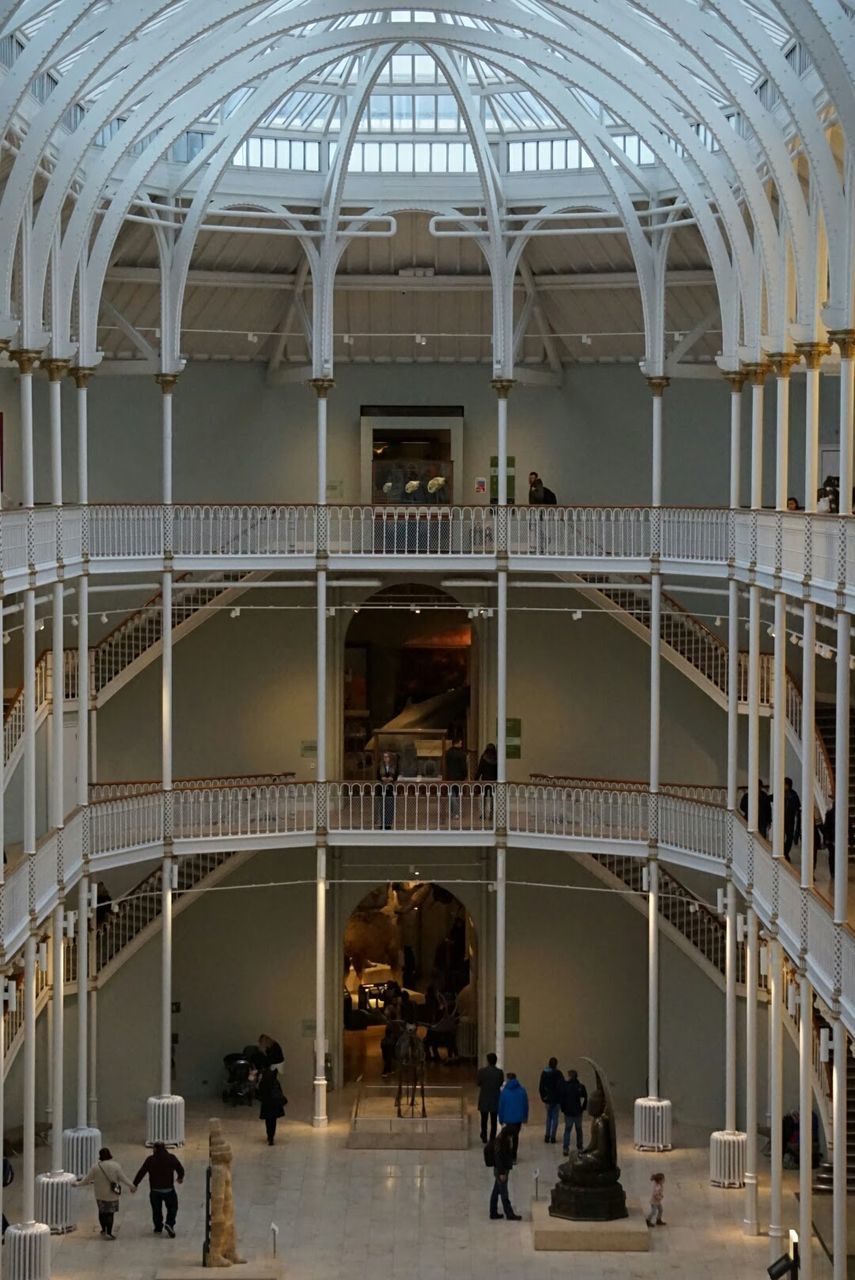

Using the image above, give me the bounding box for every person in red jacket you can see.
[133,1142,185,1237]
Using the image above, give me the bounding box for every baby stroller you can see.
[221,1047,259,1106]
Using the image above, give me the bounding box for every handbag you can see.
[99,1163,122,1197]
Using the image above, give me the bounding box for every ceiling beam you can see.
[105,267,715,293]
[266,258,309,383]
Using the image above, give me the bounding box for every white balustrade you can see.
[172,504,316,557]
[810,516,838,588]
[88,504,164,559]
[2,510,29,576]
[658,795,728,863]
[507,505,651,558]
[327,781,495,833]
[328,505,495,556]
[660,507,729,561]
[173,783,315,840]
[90,793,164,858]
[506,784,648,842]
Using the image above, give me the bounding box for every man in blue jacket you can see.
[538,1056,564,1143]
[497,1072,529,1164]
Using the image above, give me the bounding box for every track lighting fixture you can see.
[229,607,240,619]
[100,612,109,624]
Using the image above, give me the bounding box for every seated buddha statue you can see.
[549,1072,628,1221]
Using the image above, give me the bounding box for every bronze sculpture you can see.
[548,1058,628,1222]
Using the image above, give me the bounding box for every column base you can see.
[633,1096,673,1151]
[35,1172,77,1233]
[5,1221,51,1279]
[313,1077,328,1128]
[61,1126,101,1178]
[146,1094,185,1146]
[709,1130,746,1187]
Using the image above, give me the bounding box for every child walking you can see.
[646,1172,666,1226]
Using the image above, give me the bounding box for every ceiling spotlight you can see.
[714,615,722,626]
[326,607,336,618]
[2,633,9,646]
[352,606,360,614]
[572,609,583,621]
[414,333,427,346]
[71,615,78,627]
[229,607,241,619]
[36,618,45,632]
[766,625,775,637]
[673,331,684,343]
[343,333,354,345]
[849,654,855,671]
[100,612,109,624]
[580,334,592,345]
[247,332,258,344]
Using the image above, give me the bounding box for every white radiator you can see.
[35,1171,77,1233]
[5,1222,50,1280]
[62,1125,101,1178]
[633,1096,673,1151]
[146,1093,185,1146]
[709,1130,746,1187]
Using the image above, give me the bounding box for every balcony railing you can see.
[327,781,495,833]
[327,505,495,555]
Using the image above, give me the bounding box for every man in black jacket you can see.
[477,1052,505,1143]
[560,1069,588,1155]
[489,1126,522,1221]
[538,1056,564,1143]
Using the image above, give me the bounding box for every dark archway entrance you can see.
[342,881,478,1084]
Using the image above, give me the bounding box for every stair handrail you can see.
[530,773,728,804]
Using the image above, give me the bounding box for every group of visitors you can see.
[739,777,842,875]
[75,1142,184,1242]
[373,741,499,828]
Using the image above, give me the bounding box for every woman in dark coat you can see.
[257,1067,286,1145]
[476,743,498,822]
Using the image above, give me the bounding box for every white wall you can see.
[0,360,839,511]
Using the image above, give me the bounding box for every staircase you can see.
[576,574,833,810]
[2,569,262,787]
[814,703,855,822]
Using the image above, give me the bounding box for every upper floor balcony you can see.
[1,502,853,611]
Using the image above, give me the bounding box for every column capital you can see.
[767,352,799,378]
[309,377,335,398]
[154,372,180,394]
[8,349,42,375]
[742,361,770,386]
[794,341,831,371]
[721,369,746,392]
[68,366,95,390]
[828,329,855,360]
[491,378,515,399]
[42,358,71,383]
[646,376,670,397]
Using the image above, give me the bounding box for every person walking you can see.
[477,1051,505,1143]
[475,743,498,823]
[133,1141,185,1237]
[497,1071,529,1163]
[538,1056,564,1143]
[772,776,801,861]
[646,1172,666,1226]
[76,1146,135,1240]
[489,1125,523,1221]
[560,1069,588,1155]
[256,1033,284,1070]
[444,737,468,821]
[257,1065,287,1144]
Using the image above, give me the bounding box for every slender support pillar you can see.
[647,377,669,505]
[768,938,784,1247]
[797,344,829,512]
[647,857,659,1098]
[69,368,93,505]
[492,380,514,507]
[747,586,761,833]
[772,593,787,860]
[76,876,89,1130]
[310,377,332,1128]
[834,611,850,925]
[745,364,768,510]
[802,605,817,888]
[23,933,37,1218]
[160,855,173,1097]
[799,972,813,1280]
[44,360,69,508]
[51,584,64,832]
[24,591,36,864]
[725,880,737,1129]
[832,1018,847,1280]
[743,904,759,1234]
[769,355,796,510]
[724,371,745,509]
[11,350,39,508]
[829,332,855,515]
[495,565,508,1063]
[155,374,178,506]
[50,903,64,1168]
[77,578,89,811]
[727,579,739,810]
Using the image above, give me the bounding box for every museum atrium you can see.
[0,0,853,1276]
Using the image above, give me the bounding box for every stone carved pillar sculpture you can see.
[206,1118,246,1268]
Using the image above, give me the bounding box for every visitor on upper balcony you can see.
[445,737,469,820]
[771,777,801,862]
[476,743,498,822]
[739,782,772,840]
[786,496,801,511]
[528,472,557,505]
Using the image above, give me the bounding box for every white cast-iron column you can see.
[492,378,512,1063]
[797,343,829,511]
[832,1017,847,1280]
[829,331,855,515]
[746,363,768,510]
[768,937,785,1251]
[311,377,333,1127]
[799,969,814,1279]
[69,367,93,505]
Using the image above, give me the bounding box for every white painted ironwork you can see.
[328,505,495,556]
[327,781,495,834]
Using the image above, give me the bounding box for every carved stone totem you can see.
[206,1118,246,1268]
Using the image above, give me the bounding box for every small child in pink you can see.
[646,1172,666,1226]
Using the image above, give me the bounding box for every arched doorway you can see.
[342,584,476,781]
[342,881,478,1084]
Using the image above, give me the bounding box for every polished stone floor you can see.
[6,1099,834,1280]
